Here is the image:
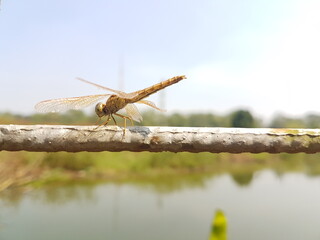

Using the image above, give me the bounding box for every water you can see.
[1,171,320,240]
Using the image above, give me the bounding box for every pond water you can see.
[1,170,320,240]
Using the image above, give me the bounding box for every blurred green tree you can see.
[269,114,305,128]
[230,109,255,128]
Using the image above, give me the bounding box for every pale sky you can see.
[1,0,320,120]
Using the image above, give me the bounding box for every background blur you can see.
[2,2,320,240]
[1,0,320,121]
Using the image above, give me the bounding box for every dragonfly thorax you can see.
[95,95,128,118]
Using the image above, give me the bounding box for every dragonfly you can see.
[35,75,186,129]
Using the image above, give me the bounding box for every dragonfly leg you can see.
[111,115,117,125]
[103,115,112,125]
[114,113,133,127]
[114,113,134,136]
[93,117,102,130]
[94,115,110,130]
[95,117,102,125]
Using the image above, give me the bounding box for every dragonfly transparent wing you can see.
[35,94,110,113]
[137,100,166,112]
[77,78,138,99]
[124,103,143,122]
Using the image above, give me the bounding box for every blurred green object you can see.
[230,109,255,128]
[209,209,227,240]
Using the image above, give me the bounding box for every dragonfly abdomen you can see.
[129,75,186,103]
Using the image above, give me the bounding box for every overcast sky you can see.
[1,0,320,120]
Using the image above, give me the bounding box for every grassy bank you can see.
[1,151,320,192]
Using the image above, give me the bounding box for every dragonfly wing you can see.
[77,77,138,99]
[124,103,143,122]
[35,94,110,113]
[137,100,166,112]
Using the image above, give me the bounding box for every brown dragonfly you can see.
[35,75,186,128]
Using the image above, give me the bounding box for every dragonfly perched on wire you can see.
[35,75,186,129]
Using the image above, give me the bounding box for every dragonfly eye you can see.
[95,102,106,117]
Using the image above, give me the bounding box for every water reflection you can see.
[3,155,320,206]
[230,171,254,186]
[2,171,320,240]
[3,153,320,240]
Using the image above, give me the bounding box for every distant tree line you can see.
[1,109,320,128]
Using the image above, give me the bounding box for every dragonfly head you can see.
[95,102,106,118]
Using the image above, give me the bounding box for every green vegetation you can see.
[230,109,256,127]
[1,108,319,128]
